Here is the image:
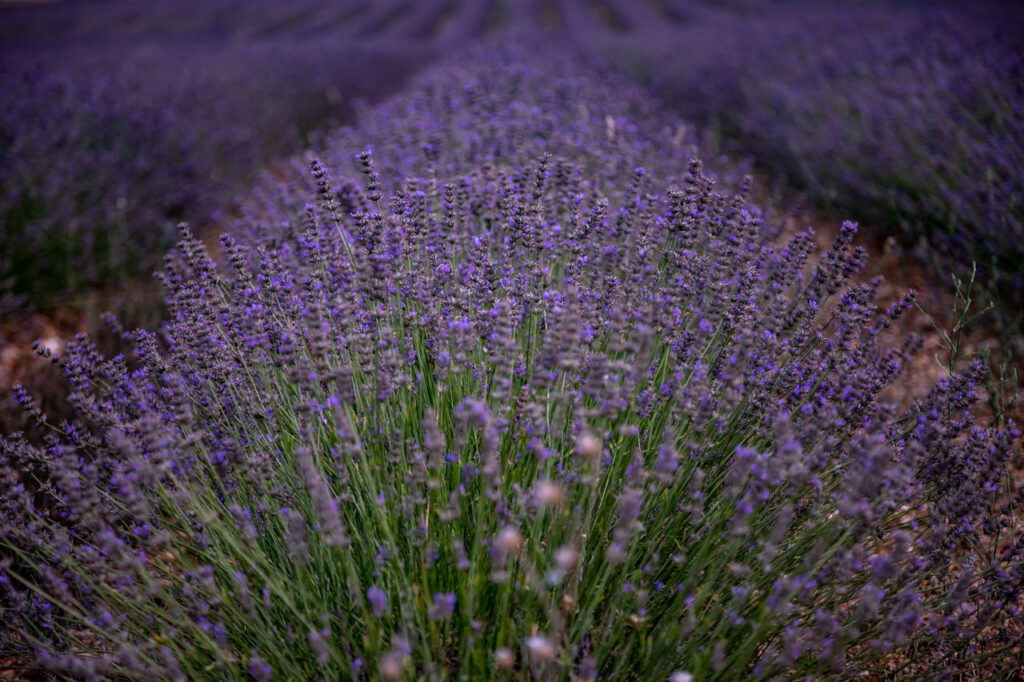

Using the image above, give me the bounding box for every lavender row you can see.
[0,2,443,312]
[238,36,750,245]
[620,3,1024,308]
[0,0,497,47]
[3,37,1021,679]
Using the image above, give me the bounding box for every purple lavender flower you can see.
[366,586,388,618]
[427,592,456,621]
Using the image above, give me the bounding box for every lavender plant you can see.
[2,38,1022,682]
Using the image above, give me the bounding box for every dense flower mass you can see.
[2,34,1022,682]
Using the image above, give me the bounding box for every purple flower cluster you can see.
[1,32,1021,681]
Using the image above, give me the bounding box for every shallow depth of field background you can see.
[1,0,1022,679]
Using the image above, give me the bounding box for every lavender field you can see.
[2,1,1022,680]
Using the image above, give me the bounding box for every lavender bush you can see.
[3,38,1021,679]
